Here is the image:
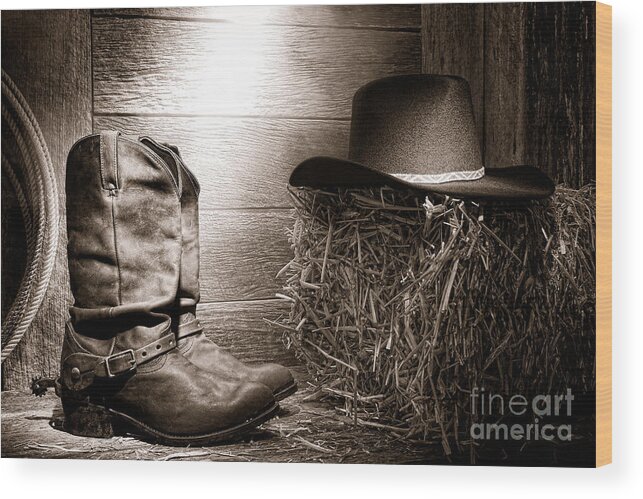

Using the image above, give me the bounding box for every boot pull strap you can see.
[99,130,120,191]
[176,317,204,340]
[61,332,176,391]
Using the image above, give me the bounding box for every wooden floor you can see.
[1,369,446,464]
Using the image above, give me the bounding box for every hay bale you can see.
[279,185,595,458]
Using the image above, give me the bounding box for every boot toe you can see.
[233,380,276,421]
[251,363,296,399]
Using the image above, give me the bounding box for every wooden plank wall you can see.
[1,11,92,389]
[92,6,422,370]
[422,2,596,187]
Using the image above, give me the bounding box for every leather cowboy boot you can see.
[60,131,277,445]
[141,137,297,401]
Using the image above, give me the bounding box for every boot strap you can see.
[62,333,176,391]
[176,317,203,340]
[99,130,120,191]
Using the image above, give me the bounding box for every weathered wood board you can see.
[93,4,422,29]
[92,17,421,117]
[522,1,596,187]
[197,299,297,368]
[483,3,529,167]
[198,209,292,302]
[1,10,92,390]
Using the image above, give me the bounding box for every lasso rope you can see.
[1,69,59,362]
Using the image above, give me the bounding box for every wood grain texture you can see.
[595,1,611,468]
[523,1,596,187]
[198,209,292,302]
[1,10,92,390]
[483,3,528,167]
[92,16,421,117]
[94,4,421,29]
[197,299,297,367]
[93,115,349,209]
[421,3,485,148]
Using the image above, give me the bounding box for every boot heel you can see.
[61,397,114,438]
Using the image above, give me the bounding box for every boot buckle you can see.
[105,349,136,377]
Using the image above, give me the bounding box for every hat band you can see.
[391,167,485,185]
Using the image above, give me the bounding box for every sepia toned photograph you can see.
[1,1,609,467]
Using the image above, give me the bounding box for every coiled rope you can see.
[1,69,59,362]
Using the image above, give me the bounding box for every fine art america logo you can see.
[470,388,574,442]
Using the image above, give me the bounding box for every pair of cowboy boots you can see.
[59,131,295,445]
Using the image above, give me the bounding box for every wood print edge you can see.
[595,0,612,468]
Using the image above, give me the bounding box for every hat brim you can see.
[290,157,555,200]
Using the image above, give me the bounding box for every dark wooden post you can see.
[1,10,92,389]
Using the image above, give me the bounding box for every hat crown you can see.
[348,75,483,176]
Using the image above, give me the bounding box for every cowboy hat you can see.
[289,75,554,200]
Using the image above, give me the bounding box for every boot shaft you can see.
[140,141,202,320]
[178,155,201,311]
[66,131,183,348]
[150,142,201,311]
[130,139,202,320]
